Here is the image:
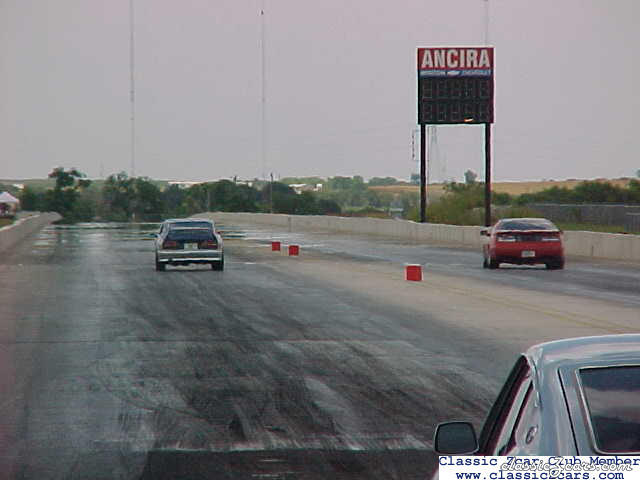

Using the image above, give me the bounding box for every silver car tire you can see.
[211,256,224,271]
[155,256,166,272]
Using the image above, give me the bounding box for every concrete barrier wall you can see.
[563,230,640,261]
[197,212,640,262]
[0,213,61,253]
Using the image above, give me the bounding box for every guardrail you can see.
[196,212,640,263]
[0,212,61,253]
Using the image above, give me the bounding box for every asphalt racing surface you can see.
[1,221,638,479]
[233,222,640,309]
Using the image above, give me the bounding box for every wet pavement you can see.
[229,223,640,308]
[0,221,637,479]
[0,222,505,479]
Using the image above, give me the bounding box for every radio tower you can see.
[411,128,416,164]
[428,125,439,184]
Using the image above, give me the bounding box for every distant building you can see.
[235,180,254,187]
[289,183,323,194]
[167,181,205,189]
[166,178,257,190]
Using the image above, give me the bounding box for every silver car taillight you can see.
[199,240,218,249]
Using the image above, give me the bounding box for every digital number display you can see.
[418,77,494,124]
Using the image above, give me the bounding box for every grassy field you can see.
[368,178,635,196]
[369,184,448,202]
[491,178,633,195]
[0,218,14,228]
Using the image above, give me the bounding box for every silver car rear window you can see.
[579,366,640,453]
[169,221,213,229]
[166,228,214,241]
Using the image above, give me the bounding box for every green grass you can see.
[0,218,14,227]
[342,206,392,218]
[556,223,637,234]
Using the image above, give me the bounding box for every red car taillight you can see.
[497,234,516,242]
[541,233,561,242]
[162,240,180,249]
[199,240,218,249]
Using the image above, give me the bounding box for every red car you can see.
[481,218,564,270]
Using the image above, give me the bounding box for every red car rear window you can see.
[497,219,556,231]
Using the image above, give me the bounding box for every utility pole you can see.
[260,0,267,180]
[484,124,492,226]
[129,0,136,177]
[269,172,274,213]
[420,124,427,222]
[483,0,492,226]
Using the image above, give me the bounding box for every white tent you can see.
[0,192,20,204]
[0,191,19,216]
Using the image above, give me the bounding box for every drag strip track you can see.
[232,224,640,308]
[0,222,637,479]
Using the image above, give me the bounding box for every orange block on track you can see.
[405,264,422,281]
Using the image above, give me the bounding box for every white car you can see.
[154,218,224,271]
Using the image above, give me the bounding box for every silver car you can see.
[154,218,224,271]
[434,334,640,456]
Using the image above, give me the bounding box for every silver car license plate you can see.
[521,250,535,258]
[185,243,198,250]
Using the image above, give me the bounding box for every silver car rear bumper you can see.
[157,249,223,264]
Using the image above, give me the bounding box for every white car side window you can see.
[494,377,532,455]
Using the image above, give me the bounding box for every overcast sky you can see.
[1,0,638,182]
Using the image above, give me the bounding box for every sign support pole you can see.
[420,123,427,223]
[484,122,492,226]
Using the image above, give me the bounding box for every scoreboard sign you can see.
[417,47,494,124]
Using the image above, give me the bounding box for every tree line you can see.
[18,168,347,223]
[18,169,417,223]
[408,179,640,225]
[17,168,640,225]
[513,180,640,205]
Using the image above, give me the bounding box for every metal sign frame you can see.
[416,46,495,226]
